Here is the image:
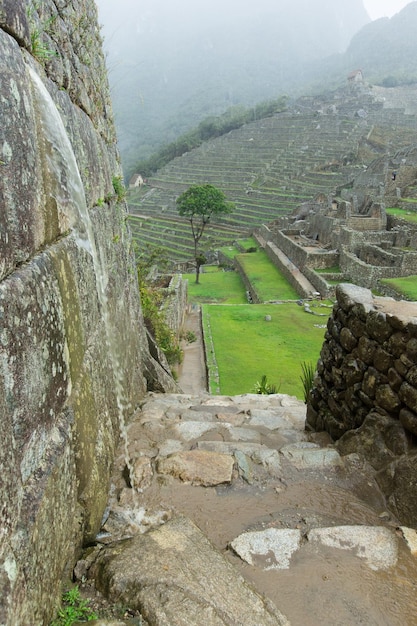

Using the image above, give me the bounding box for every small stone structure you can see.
[307,283,417,526]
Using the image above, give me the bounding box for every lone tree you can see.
[176,183,234,283]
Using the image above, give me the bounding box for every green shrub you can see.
[51,586,97,625]
[184,330,197,343]
[112,175,126,202]
[253,374,279,394]
[300,361,315,403]
[139,279,182,365]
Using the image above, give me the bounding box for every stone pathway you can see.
[177,305,207,394]
[84,392,417,625]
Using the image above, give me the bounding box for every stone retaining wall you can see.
[161,274,188,337]
[340,249,414,288]
[263,241,309,297]
[303,267,333,298]
[307,283,417,526]
[234,256,260,303]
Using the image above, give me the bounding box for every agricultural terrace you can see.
[184,245,332,399]
[235,249,299,301]
[380,275,417,300]
[386,206,417,223]
[128,94,417,265]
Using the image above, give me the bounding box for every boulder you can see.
[157,450,234,486]
[90,516,290,626]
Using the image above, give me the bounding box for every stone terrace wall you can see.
[234,256,260,303]
[307,283,417,526]
[161,274,188,336]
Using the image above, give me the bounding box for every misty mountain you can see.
[345,2,417,82]
[97,0,370,171]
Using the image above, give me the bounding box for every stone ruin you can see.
[257,143,417,298]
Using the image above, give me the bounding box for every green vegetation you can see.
[202,303,329,398]
[220,237,258,259]
[112,175,126,202]
[386,207,417,224]
[300,361,316,403]
[380,275,417,300]
[51,586,97,625]
[314,266,341,273]
[184,269,247,304]
[176,184,234,283]
[136,247,182,367]
[27,2,58,63]
[184,330,197,343]
[236,250,299,301]
[253,374,279,395]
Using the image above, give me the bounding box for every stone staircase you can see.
[81,392,417,626]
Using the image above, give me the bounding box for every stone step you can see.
[80,391,417,626]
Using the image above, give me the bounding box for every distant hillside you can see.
[306,2,417,94]
[127,82,417,265]
[98,0,369,172]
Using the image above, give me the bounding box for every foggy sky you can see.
[363,0,413,20]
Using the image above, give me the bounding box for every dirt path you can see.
[178,305,207,394]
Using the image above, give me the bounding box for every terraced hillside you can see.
[128,85,417,265]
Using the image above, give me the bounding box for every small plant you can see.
[27,3,58,63]
[253,374,278,395]
[185,330,197,343]
[300,361,315,403]
[112,175,126,202]
[51,586,98,625]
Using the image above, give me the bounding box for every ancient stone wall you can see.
[161,274,188,337]
[307,283,417,526]
[263,241,309,297]
[340,249,416,289]
[0,2,175,623]
[305,214,342,247]
[234,256,260,303]
[303,266,333,298]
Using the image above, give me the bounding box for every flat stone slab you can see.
[173,420,218,441]
[230,528,302,570]
[308,525,398,570]
[156,450,234,486]
[248,411,294,431]
[280,442,342,469]
[223,424,262,442]
[91,517,290,626]
[196,441,282,475]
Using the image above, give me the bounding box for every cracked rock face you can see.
[0,2,174,623]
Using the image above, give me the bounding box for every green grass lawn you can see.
[314,266,341,274]
[202,302,330,399]
[380,275,417,300]
[236,250,299,301]
[386,207,417,224]
[184,269,247,304]
[220,237,258,259]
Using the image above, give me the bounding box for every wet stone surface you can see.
[81,392,417,626]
